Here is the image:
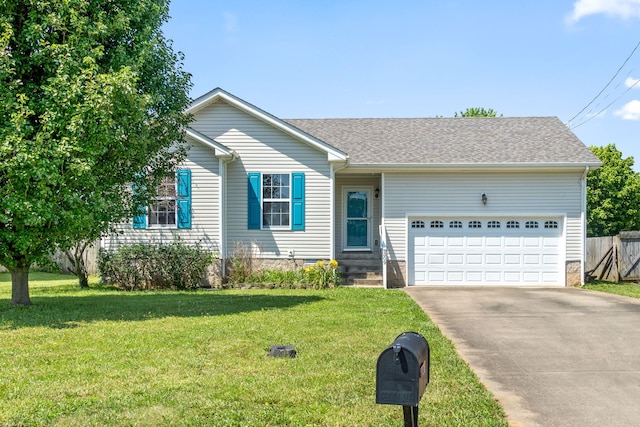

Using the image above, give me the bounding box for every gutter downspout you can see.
[581,166,590,286]
[219,151,239,280]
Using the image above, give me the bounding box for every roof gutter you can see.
[344,162,603,172]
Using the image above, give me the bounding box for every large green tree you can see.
[454,107,502,117]
[587,144,640,237]
[0,1,191,305]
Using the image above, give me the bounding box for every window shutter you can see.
[291,172,305,231]
[248,172,261,229]
[177,169,192,229]
[132,183,147,229]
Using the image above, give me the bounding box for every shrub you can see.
[98,243,216,290]
[302,260,341,289]
[228,241,253,283]
[226,260,341,289]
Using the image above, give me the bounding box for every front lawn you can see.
[0,272,507,426]
[583,281,640,298]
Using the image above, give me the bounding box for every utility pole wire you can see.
[570,78,640,129]
[566,40,640,126]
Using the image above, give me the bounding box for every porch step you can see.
[337,252,383,287]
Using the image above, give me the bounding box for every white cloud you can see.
[567,0,640,23]
[614,99,640,119]
[223,12,238,32]
[625,77,640,88]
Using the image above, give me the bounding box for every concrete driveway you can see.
[405,287,640,427]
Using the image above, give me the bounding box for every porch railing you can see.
[379,224,389,289]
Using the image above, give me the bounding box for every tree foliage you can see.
[454,107,502,117]
[587,144,640,237]
[0,0,192,305]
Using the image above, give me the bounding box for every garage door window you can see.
[525,221,539,229]
[411,220,425,229]
[449,220,462,228]
[507,220,520,229]
[430,220,444,228]
[545,220,559,229]
[469,220,482,228]
[488,221,501,228]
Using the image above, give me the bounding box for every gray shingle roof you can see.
[284,117,600,166]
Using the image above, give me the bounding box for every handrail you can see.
[379,224,388,289]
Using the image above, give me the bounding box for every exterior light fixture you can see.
[375,187,380,198]
[481,193,487,205]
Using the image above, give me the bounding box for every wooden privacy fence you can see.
[586,231,640,283]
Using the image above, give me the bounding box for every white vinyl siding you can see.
[103,141,221,252]
[193,101,332,260]
[383,171,583,263]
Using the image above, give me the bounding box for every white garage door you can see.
[409,217,563,286]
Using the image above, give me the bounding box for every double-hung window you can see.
[149,176,177,226]
[262,174,290,228]
[133,169,191,229]
[248,172,305,230]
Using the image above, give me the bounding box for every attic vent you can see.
[411,220,425,229]
[430,220,444,229]
[525,221,539,229]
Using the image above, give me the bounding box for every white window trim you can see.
[261,172,292,230]
[148,176,178,229]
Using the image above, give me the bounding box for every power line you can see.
[566,39,640,127]
[570,77,640,129]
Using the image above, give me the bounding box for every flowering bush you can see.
[303,260,341,289]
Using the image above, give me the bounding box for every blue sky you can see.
[164,0,640,169]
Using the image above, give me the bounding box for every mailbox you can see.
[376,331,430,407]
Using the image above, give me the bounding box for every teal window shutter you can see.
[177,169,192,229]
[248,172,261,229]
[132,183,147,229]
[291,172,305,231]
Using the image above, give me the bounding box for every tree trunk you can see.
[65,242,90,289]
[10,258,31,306]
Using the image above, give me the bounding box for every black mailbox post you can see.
[376,332,430,427]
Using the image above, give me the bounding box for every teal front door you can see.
[345,188,371,250]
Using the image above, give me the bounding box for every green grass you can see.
[583,280,640,298]
[0,272,507,426]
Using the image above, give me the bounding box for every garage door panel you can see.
[409,216,563,286]
[505,254,521,264]
[448,254,464,264]
[486,272,502,282]
[466,271,483,282]
[523,254,541,264]
[524,238,543,247]
[467,237,483,246]
[505,237,522,247]
[504,272,521,282]
[486,254,502,264]
[429,254,445,264]
[449,237,464,246]
[430,237,445,246]
[428,271,445,281]
[486,237,502,246]
[467,254,483,264]
[523,271,541,282]
[447,271,464,281]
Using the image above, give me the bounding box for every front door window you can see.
[346,190,370,249]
